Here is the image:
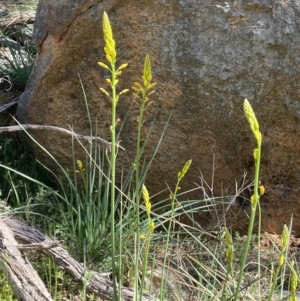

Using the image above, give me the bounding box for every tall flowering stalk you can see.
[160,159,192,297]
[234,99,265,301]
[131,54,156,301]
[98,12,128,300]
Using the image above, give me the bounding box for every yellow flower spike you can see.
[244,99,260,133]
[143,54,153,88]
[259,185,265,196]
[250,195,255,203]
[102,12,116,64]
[140,234,146,239]
[253,148,258,160]
[281,224,289,253]
[178,159,192,181]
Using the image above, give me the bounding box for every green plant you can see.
[233,99,265,301]
[130,54,156,301]
[98,12,129,299]
[98,12,163,301]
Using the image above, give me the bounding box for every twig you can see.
[0,95,19,111]
[0,124,125,151]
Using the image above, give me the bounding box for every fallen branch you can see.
[1,217,155,301]
[0,218,53,301]
[0,124,125,151]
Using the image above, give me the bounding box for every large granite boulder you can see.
[17,0,300,234]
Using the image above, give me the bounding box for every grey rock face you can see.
[17,0,300,234]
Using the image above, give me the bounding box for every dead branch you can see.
[0,218,53,301]
[1,218,155,301]
[0,124,125,151]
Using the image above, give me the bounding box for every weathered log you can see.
[0,217,155,301]
[0,218,53,301]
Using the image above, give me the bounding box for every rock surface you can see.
[17,0,300,235]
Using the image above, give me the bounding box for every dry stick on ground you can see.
[1,218,155,301]
[0,218,53,301]
[0,124,125,151]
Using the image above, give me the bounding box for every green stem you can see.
[135,101,146,301]
[140,227,151,299]
[110,62,118,300]
[267,253,283,301]
[257,197,262,295]
[233,141,261,301]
